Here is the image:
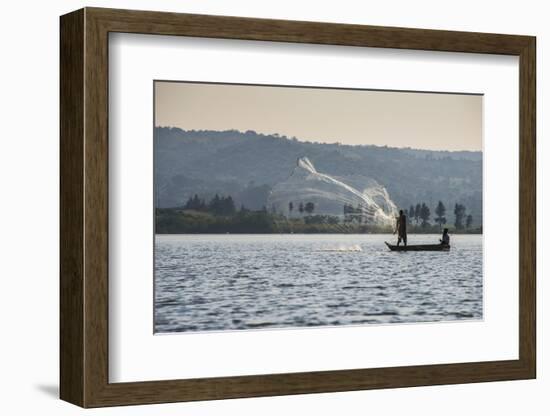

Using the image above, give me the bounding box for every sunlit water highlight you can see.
[154,234,482,333]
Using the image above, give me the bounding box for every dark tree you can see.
[192,194,201,209]
[298,202,304,214]
[343,203,352,222]
[204,194,237,216]
[288,201,294,215]
[304,202,315,214]
[198,197,207,211]
[420,203,431,227]
[408,205,415,225]
[184,194,206,211]
[414,203,422,225]
[466,214,473,229]
[223,196,236,215]
[208,194,221,213]
[454,203,466,229]
[183,196,193,209]
[355,204,364,224]
[434,200,447,231]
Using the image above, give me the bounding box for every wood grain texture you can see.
[83,10,110,406]
[89,7,532,54]
[518,38,536,375]
[59,7,537,408]
[59,8,84,407]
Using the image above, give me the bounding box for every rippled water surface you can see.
[155,234,482,333]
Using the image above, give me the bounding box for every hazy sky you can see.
[155,81,482,152]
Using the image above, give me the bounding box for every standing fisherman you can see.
[394,209,407,246]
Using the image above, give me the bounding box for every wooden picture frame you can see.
[60,7,536,408]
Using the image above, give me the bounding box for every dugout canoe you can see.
[384,242,450,252]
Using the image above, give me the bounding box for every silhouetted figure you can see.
[395,209,407,246]
[440,228,450,246]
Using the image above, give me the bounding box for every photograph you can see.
[153,81,483,334]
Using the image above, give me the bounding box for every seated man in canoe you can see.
[394,209,407,246]
[440,228,450,246]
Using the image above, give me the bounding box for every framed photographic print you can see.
[60,7,536,408]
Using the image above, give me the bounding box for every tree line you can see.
[184,194,321,217]
[168,194,479,233]
[288,201,315,215]
[343,203,370,224]
[183,194,237,216]
[405,201,474,230]
[290,201,369,224]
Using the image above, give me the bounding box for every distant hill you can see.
[154,127,483,226]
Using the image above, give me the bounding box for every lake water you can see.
[154,234,483,333]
